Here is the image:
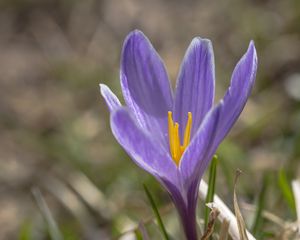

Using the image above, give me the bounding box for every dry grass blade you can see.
[201,207,220,240]
[241,202,286,228]
[138,221,150,240]
[219,219,230,240]
[31,188,63,240]
[200,181,256,240]
[233,169,249,240]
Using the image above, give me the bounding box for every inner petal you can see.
[168,111,192,166]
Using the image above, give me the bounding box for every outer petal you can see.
[111,107,197,238]
[174,105,222,240]
[180,41,257,185]
[179,105,222,183]
[110,107,178,183]
[213,41,257,144]
[121,30,173,148]
[174,38,215,138]
[100,84,121,112]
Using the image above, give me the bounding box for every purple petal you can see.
[179,105,222,184]
[213,41,257,145]
[100,84,121,112]
[110,107,178,183]
[121,30,173,149]
[175,106,222,238]
[174,38,215,138]
[179,41,257,184]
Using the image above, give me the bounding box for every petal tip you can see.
[100,84,122,112]
[99,83,107,95]
[121,30,152,71]
[188,37,214,63]
[240,40,258,77]
[124,29,146,45]
[247,40,257,60]
[249,40,255,46]
[132,29,144,36]
[248,41,258,75]
[191,37,213,49]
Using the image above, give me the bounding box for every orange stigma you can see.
[168,111,192,166]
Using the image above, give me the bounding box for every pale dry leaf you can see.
[201,207,220,240]
[233,169,249,240]
[219,219,230,240]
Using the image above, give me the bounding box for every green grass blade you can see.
[204,155,218,227]
[18,221,32,240]
[137,221,150,240]
[134,230,143,240]
[251,173,269,235]
[278,169,296,214]
[143,184,169,240]
[32,188,63,240]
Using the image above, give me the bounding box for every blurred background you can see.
[0,0,300,239]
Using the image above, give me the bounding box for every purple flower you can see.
[100,30,257,240]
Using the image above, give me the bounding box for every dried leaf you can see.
[201,207,220,240]
[200,181,256,240]
[233,169,249,240]
[219,219,230,240]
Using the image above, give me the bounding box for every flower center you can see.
[168,111,192,166]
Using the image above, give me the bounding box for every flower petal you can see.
[174,38,215,138]
[110,107,178,182]
[121,30,173,148]
[213,41,257,145]
[175,105,222,240]
[100,84,121,112]
[180,41,257,185]
[179,105,222,184]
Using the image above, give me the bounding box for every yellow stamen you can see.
[174,123,180,164]
[183,112,192,149]
[168,111,175,158]
[167,111,193,166]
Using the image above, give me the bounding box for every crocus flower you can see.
[100,30,257,240]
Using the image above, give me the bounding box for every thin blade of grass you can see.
[205,155,218,227]
[278,169,296,214]
[143,184,169,240]
[233,169,249,240]
[251,173,269,235]
[18,221,32,240]
[134,230,143,240]
[31,187,63,240]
